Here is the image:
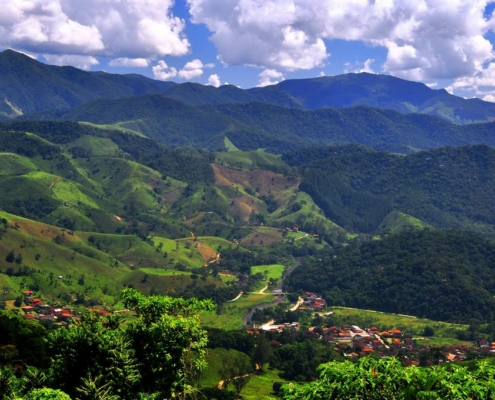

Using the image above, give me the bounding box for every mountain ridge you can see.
[2,49,495,125]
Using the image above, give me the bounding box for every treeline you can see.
[0,120,103,144]
[290,144,495,234]
[286,229,495,323]
[109,132,215,185]
[0,130,60,158]
[213,247,278,275]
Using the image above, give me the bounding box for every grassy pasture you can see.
[202,293,276,330]
[66,135,119,156]
[224,136,240,151]
[251,264,285,281]
[241,365,285,400]
[0,153,38,175]
[215,149,285,170]
[200,347,253,389]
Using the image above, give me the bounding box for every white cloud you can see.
[187,0,328,71]
[152,60,177,80]
[0,0,189,68]
[43,54,99,70]
[178,59,214,80]
[206,74,221,87]
[188,0,495,95]
[358,58,376,74]
[482,94,495,102]
[257,69,284,87]
[109,58,149,68]
[425,82,438,88]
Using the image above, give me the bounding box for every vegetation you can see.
[287,229,495,324]
[290,144,495,235]
[282,357,495,399]
[0,289,214,400]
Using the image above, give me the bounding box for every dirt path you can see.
[49,176,61,190]
[228,292,243,302]
[258,282,269,294]
[289,296,304,311]
[217,364,260,389]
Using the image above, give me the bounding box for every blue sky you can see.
[2,1,495,100]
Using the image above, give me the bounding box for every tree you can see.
[24,388,71,400]
[219,351,253,394]
[5,250,14,263]
[422,326,435,337]
[120,288,214,399]
[46,311,139,399]
[46,289,213,400]
[282,357,495,400]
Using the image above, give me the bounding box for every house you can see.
[21,306,34,313]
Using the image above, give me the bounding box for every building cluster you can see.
[298,292,327,311]
[19,290,110,326]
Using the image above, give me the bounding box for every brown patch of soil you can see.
[212,164,300,196]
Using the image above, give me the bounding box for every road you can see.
[242,258,301,325]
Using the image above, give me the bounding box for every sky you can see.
[2,0,495,101]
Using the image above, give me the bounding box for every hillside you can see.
[286,229,495,323]
[58,96,495,153]
[275,73,495,124]
[286,145,495,235]
[0,50,176,117]
[4,49,495,127]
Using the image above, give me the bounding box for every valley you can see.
[2,50,495,399]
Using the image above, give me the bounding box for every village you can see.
[18,290,110,327]
[246,292,495,366]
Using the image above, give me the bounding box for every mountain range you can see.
[2,48,495,126]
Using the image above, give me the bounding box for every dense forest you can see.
[290,145,495,234]
[287,229,495,323]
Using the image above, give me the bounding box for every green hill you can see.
[287,229,495,323]
[59,95,495,153]
[292,144,495,235]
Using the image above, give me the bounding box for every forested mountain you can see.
[276,73,495,124]
[285,145,495,235]
[287,229,495,323]
[3,49,495,126]
[0,50,176,117]
[57,96,495,153]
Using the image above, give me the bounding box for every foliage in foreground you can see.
[282,357,495,400]
[0,289,214,400]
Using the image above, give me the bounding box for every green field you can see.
[241,365,286,400]
[137,268,192,277]
[224,137,240,151]
[251,264,285,281]
[202,293,277,330]
[215,149,286,170]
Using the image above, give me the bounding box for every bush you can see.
[24,388,72,400]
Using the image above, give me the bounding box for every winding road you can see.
[242,258,301,325]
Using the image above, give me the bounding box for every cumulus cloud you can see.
[187,0,495,93]
[0,0,189,67]
[178,59,214,80]
[206,74,221,87]
[257,69,284,87]
[482,94,495,102]
[152,60,177,80]
[109,58,149,68]
[358,59,376,74]
[43,54,99,70]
